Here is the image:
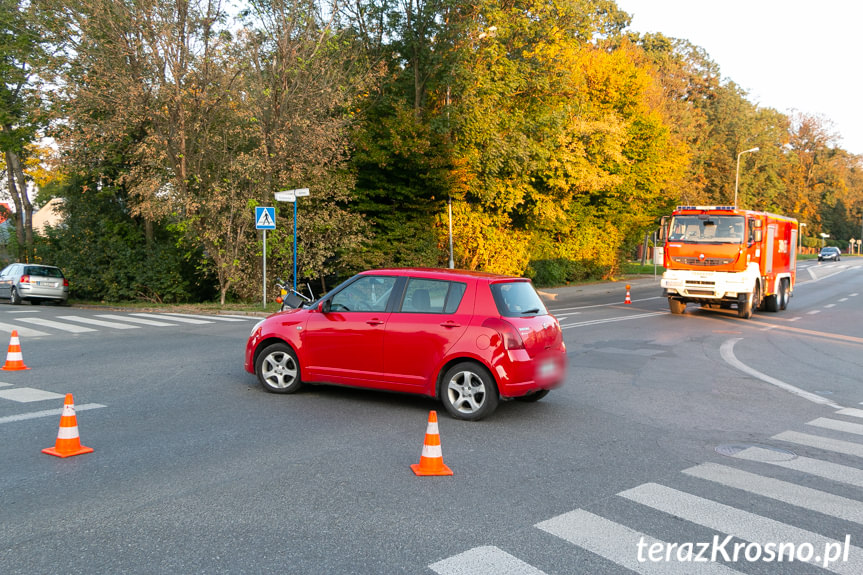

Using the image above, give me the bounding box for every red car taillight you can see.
[63,279,69,287]
[482,318,525,350]
[20,275,30,284]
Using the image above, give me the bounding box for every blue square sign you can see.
[255,206,276,230]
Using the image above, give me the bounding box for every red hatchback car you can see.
[245,268,566,420]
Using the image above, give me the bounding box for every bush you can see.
[527,258,609,287]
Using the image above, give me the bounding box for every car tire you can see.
[255,343,303,394]
[440,362,499,421]
[10,287,21,305]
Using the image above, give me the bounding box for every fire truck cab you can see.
[660,206,798,319]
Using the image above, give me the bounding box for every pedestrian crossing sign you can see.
[255,206,276,230]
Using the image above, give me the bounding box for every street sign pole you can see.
[276,188,309,292]
[255,206,277,309]
[293,200,298,291]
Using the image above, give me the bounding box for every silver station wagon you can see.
[0,263,69,305]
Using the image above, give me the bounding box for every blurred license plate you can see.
[538,359,558,378]
[37,281,57,287]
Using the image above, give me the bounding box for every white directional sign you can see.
[255,206,276,230]
[276,188,308,202]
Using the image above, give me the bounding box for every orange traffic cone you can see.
[1,330,29,371]
[624,285,632,305]
[411,410,453,476]
[42,394,94,458]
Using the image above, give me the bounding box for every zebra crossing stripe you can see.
[131,313,212,325]
[619,483,863,575]
[160,313,249,322]
[684,462,863,525]
[0,322,49,337]
[807,417,863,436]
[836,408,863,419]
[16,317,97,333]
[773,430,863,458]
[536,509,742,574]
[57,316,141,329]
[732,446,863,489]
[95,314,177,327]
[429,546,547,575]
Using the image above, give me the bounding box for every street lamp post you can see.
[734,147,759,209]
[798,222,806,254]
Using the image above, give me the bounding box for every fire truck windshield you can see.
[668,215,745,244]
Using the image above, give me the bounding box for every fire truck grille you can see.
[671,257,735,266]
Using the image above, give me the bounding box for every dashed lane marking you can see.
[0,402,106,424]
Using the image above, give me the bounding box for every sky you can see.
[615,0,863,155]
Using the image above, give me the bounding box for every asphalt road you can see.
[1,259,862,574]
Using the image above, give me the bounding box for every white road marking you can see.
[95,314,177,327]
[807,309,821,315]
[836,408,863,419]
[561,311,666,329]
[806,417,863,436]
[619,482,863,575]
[161,313,250,322]
[773,430,863,459]
[733,447,863,489]
[15,317,97,333]
[0,402,106,424]
[549,295,663,313]
[0,322,49,337]
[0,387,65,403]
[57,316,140,330]
[429,546,547,575]
[3,309,42,313]
[684,462,863,525]
[536,509,741,574]
[720,338,843,409]
[131,313,212,324]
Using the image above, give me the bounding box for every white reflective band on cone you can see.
[426,422,439,435]
[57,426,80,439]
[421,444,443,458]
[5,352,22,361]
[62,405,76,416]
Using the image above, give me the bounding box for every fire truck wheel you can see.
[763,294,779,312]
[668,298,686,315]
[778,279,790,311]
[738,284,760,319]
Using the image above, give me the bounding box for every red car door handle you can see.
[366,319,385,326]
[440,321,461,328]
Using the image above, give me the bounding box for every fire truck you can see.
[659,206,799,319]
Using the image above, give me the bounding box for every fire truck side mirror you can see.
[658,216,668,241]
[753,230,763,242]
